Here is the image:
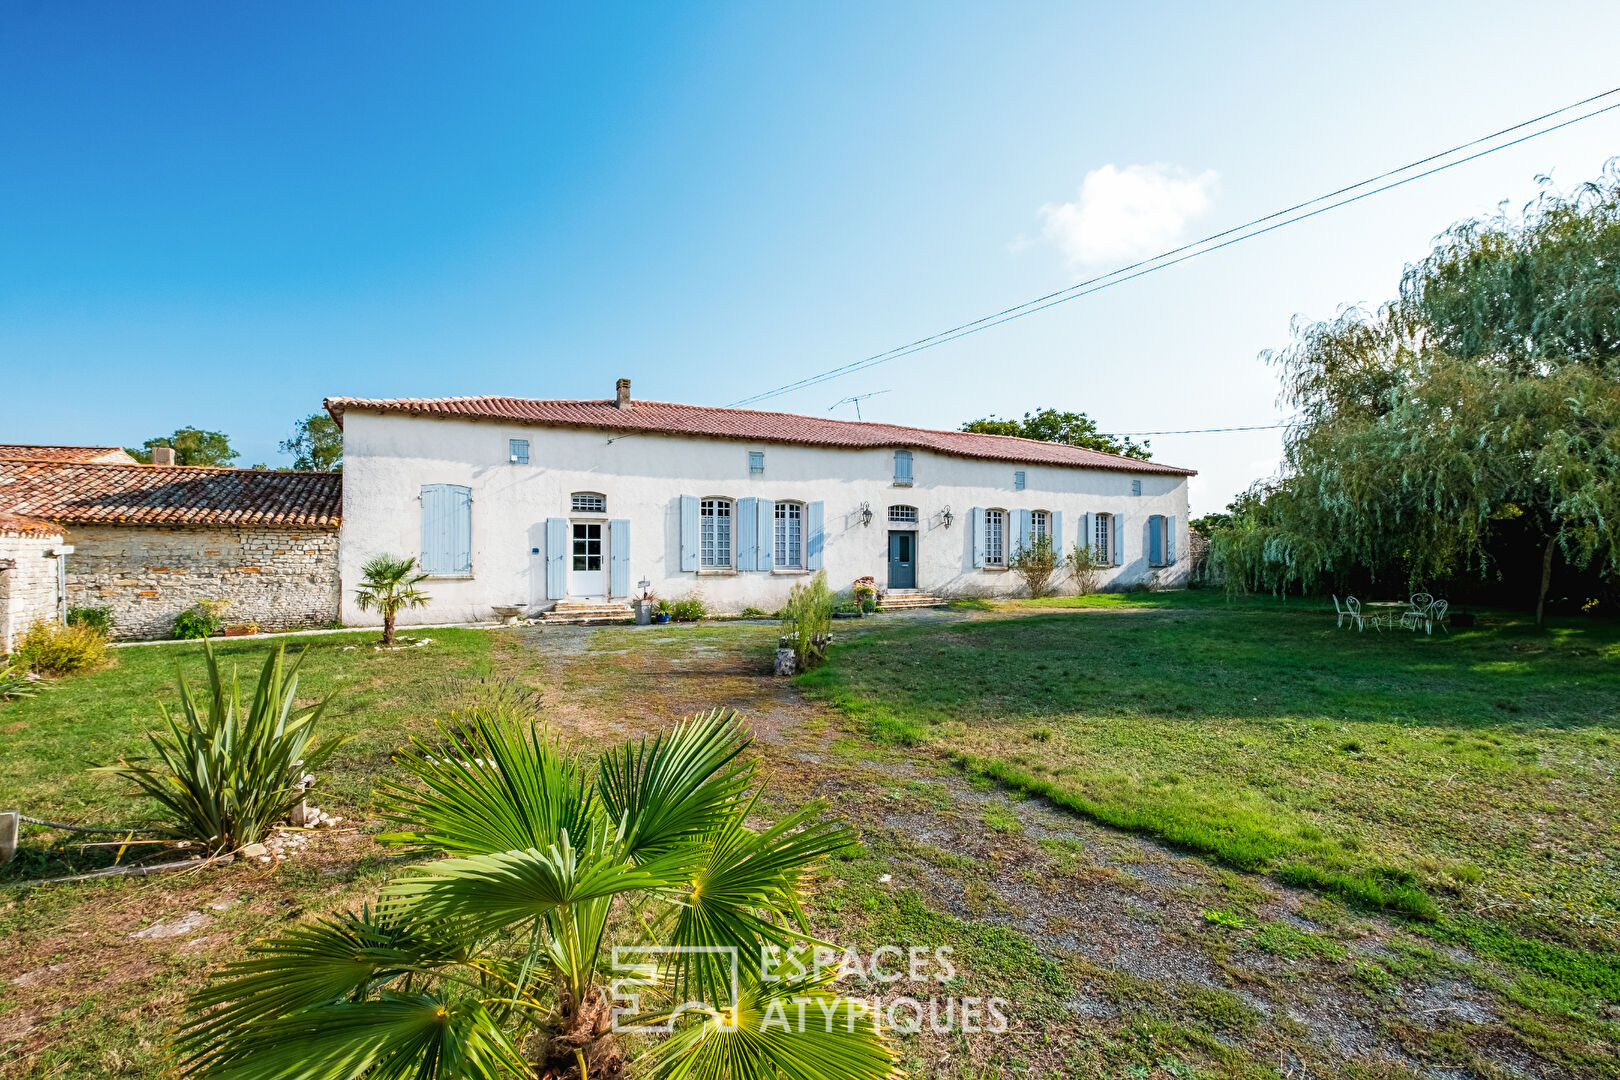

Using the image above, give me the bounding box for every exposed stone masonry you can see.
[62,525,339,640]
[0,530,64,654]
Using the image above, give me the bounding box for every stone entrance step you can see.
[879,591,948,610]
[539,599,635,625]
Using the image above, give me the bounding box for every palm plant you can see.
[176,709,894,1080]
[354,553,431,646]
[99,641,344,852]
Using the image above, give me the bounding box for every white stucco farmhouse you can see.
[325,380,1196,626]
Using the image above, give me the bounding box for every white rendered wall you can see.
[338,412,1192,627]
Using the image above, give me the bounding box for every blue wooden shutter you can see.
[420,484,471,574]
[1082,513,1092,558]
[757,500,774,570]
[1015,509,1032,556]
[894,450,913,484]
[1113,513,1125,566]
[1148,515,1163,565]
[679,495,699,572]
[736,498,759,571]
[1013,470,1025,491]
[545,517,568,599]
[1166,515,1176,563]
[609,519,630,596]
[970,507,986,568]
[1051,511,1063,556]
[805,501,824,570]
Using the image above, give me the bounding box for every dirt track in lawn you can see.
[516,617,1592,1080]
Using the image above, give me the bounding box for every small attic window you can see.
[509,439,529,465]
[749,451,765,475]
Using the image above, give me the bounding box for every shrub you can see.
[1011,534,1060,597]
[66,605,113,636]
[0,664,48,701]
[782,570,835,667]
[1066,541,1105,595]
[739,606,768,619]
[669,592,707,622]
[97,641,344,851]
[11,619,106,676]
[174,597,231,639]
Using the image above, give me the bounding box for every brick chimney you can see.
[150,446,177,466]
[615,378,632,409]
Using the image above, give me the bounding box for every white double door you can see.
[568,520,606,597]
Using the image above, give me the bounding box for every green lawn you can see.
[0,628,505,873]
[799,597,1620,1001]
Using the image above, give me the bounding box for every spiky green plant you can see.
[176,709,894,1080]
[354,553,431,647]
[98,641,344,852]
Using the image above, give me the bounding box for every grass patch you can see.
[799,599,1620,992]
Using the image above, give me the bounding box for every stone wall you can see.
[62,525,340,640]
[0,532,64,655]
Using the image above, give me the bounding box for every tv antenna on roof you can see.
[829,390,891,421]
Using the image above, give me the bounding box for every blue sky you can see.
[5,2,1620,514]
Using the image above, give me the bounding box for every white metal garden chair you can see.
[1424,599,1449,635]
[1401,595,1434,632]
[1332,594,1363,631]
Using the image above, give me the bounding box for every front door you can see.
[887,530,916,589]
[569,521,605,597]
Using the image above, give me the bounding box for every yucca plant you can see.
[176,709,895,1080]
[99,641,344,852]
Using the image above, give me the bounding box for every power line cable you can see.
[727,87,1620,409]
[1102,423,1290,437]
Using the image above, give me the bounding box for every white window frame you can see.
[773,501,804,569]
[571,492,607,514]
[888,504,918,524]
[1032,510,1050,542]
[700,497,733,569]
[1094,512,1111,563]
[985,508,1006,567]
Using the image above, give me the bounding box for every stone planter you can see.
[222,624,260,637]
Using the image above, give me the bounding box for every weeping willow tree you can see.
[1209,167,1620,622]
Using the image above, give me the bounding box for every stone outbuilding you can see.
[0,452,342,640]
[0,514,66,655]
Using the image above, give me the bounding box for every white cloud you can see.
[1040,163,1219,267]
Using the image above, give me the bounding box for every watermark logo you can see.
[609,945,740,1034]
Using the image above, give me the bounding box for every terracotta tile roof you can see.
[0,461,341,528]
[325,395,1196,476]
[0,513,62,538]
[0,445,138,465]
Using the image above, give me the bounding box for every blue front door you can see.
[887,530,916,589]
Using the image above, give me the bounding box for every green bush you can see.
[739,606,768,619]
[1010,533,1060,597]
[173,599,230,639]
[66,605,114,636]
[11,619,106,676]
[97,641,345,851]
[782,570,835,667]
[669,592,707,622]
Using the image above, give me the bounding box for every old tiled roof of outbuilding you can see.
[0,513,62,538]
[324,395,1197,476]
[0,461,341,528]
[0,444,138,464]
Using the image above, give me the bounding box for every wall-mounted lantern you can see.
[859,502,874,528]
[940,505,954,529]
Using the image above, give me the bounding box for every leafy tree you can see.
[962,409,1151,459]
[125,427,239,466]
[176,709,893,1080]
[353,554,431,646]
[280,412,343,472]
[1209,168,1620,622]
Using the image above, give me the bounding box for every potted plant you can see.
[653,598,672,624]
[222,622,261,637]
[634,590,656,626]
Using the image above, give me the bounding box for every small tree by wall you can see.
[1010,534,1060,597]
[353,554,430,646]
[1066,541,1104,596]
